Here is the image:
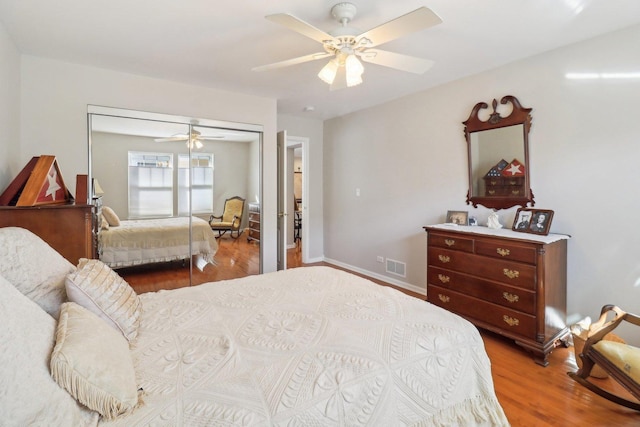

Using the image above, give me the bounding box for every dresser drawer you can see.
[428,267,535,314]
[475,239,537,264]
[428,232,474,253]
[428,247,536,289]
[428,285,536,339]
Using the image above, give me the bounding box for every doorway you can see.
[277,132,309,269]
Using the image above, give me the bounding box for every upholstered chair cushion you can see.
[102,206,121,226]
[0,275,99,426]
[221,198,244,223]
[65,258,141,341]
[593,341,640,385]
[51,302,141,420]
[0,226,74,318]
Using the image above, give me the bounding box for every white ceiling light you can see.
[317,53,363,87]
[344,54,364,87]
[189,139,204,150]
[318,58,339,84]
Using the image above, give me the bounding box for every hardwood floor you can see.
[119,232,640,426]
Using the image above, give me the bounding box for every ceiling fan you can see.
[253,2,442,90]
[154,129,223,149]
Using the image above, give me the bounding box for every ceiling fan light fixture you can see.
[186,139,203,150]
[345,54,364,87]
[318,59,339,84]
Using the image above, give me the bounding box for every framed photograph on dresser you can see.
[512,208,554,235]
[446,210,469,225]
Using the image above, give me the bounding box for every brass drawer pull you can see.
[444,239,455,247]
[503,315,520,327]
[438,255,451,263]
[488,190,496,195]
[496,248,510,257]
[438,294,450,303]
[503,292,519,303]
[438,274,450,283]
[503,268,519,279]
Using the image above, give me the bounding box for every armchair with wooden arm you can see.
[209,196,245,239]
[568,304,640,410]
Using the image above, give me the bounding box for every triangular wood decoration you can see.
[16,155,72,206]
[501,158,526,177]
[0,156,39,206]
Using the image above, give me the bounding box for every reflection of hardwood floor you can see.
[118,231,640,426]
[119,230,261,294]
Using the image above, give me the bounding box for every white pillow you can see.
[101,214,110,230]
[65,258,141,341]
[102,206,121,226]
[0,227,74,318]
[0,275,99,426]
[51,302,141,420]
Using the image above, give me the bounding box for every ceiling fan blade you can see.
[199,136,226,140]
[357,7,442,48]
[360,49,434,74]
[252,52,332,72]
[154,136,188,142]
[266,13,334,44]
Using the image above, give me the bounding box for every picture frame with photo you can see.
[512,208,554,235]
[446,210,469,225]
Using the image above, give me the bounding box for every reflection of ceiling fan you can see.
[154,129,223,149]
[253,2,442,90]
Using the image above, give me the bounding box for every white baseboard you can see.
[322,258,425,296]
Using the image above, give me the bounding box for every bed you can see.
[0,227,509,426]
[99,216,218,268]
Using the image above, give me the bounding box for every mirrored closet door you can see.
[88,106,263,286]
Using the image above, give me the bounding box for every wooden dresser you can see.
[0,203,99,265]
[483,176,525,197]
[247,202,260,243]
[424,225,569,366]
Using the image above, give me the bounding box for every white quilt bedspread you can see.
[100,216,218,268]
[101,267,508,426]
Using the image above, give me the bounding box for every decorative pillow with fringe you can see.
[65,258,141,341]
[51,302,142,420]
[0,275,98,427]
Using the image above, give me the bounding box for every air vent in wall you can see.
[386,259,406,277]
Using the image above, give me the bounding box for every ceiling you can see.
[1,0,639,120]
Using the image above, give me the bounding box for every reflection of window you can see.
[128,152,173,218]
[178,154,214,216]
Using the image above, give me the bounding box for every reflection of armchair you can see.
[209,196,245,239]
[568,305,640,410]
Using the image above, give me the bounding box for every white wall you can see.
[277,114,324,262]
[19,56,279,271]
[92,132,253,225]
[323,24,640,322]
[0,21,20,188]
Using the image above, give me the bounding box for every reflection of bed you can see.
[1,227,509,426]
[99,216,218,268]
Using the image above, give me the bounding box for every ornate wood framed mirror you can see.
[464,95,534,210]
